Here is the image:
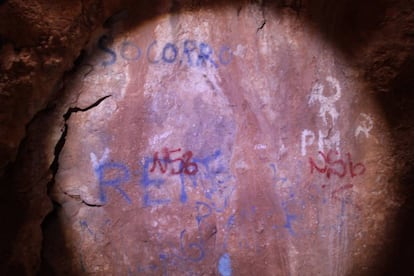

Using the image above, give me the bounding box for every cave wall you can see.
[0,0,413,275]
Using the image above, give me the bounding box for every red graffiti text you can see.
[150,147,198,175]
[309,151,366,179]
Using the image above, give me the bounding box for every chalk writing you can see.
[270,163,288,185]
[195,201,213,226]
[318,129,341,154]
[269,160,362,236]
[80,220,94,237]
[183,40,196,66]
[218,46,233,65]
[141,156,170,206]
[192,150,235,212]
[355,113,374,138]
[197,42,218,68]
[308,76,342,126]
[143,149,235,208]
[223,214,236,250]
[120,41,141,61]
[269,163,301,235]
[331,184,353,199]
[138,228,208,275]
[301,129,341,156]
[176,229,205,262]
[281,201,298,235]
[98,35,116,66]
[218,253,232,276]
[222,208,263,252]
[98,35,233,68]
[331,183,361,210]
[301,129,315,156]
[135,264,159,274]
[95,162,131,204]
[90,148,132,204]
[89,148,234,208]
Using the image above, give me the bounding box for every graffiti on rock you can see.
[90,148,235,209]
[150,147,198,175]
[309,150,366,179]
[91,148,132,204]
[98,35,233,68]
[308,76,342,126]
[355,113,374,139]
[301,129,341,156]
[218,253,232,276]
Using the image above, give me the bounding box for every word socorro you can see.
[98,35,233,68]
[93,148,234,209]
[309,150,366,179]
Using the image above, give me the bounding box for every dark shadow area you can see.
[375,57,414,276]
[38,202,77,276]
[0,167,26,275]
[305,0,389,57]
[0,106,63,274]
[103,0,390,58]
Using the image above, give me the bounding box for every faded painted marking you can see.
[90,148,110,169]
[355,113,374,138]
[90,148,132,204]
[218,253,232,276]
[301,129,315,156]
[254,144,267,150]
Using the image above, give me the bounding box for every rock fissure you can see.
[256,19,267,33]
[38,94,111,272]
[256,1,267,33]
[63,190,105,207]
[63,95,112,121]
[49,94,112,194]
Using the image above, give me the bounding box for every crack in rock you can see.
[256,19,267,33]
[52,95,112,204]
[49,95,111,185]
[39,95,111,273]
[55,95,112,205]
[256,0,267,33]
[63,190,104,207]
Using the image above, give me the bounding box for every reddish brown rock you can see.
[42,3,402,275]
[1,0,414,275]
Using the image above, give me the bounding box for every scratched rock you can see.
[2,0,414,275]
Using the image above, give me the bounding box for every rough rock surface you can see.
[1,0,414,275]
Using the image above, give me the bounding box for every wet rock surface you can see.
[1,0,414,275]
